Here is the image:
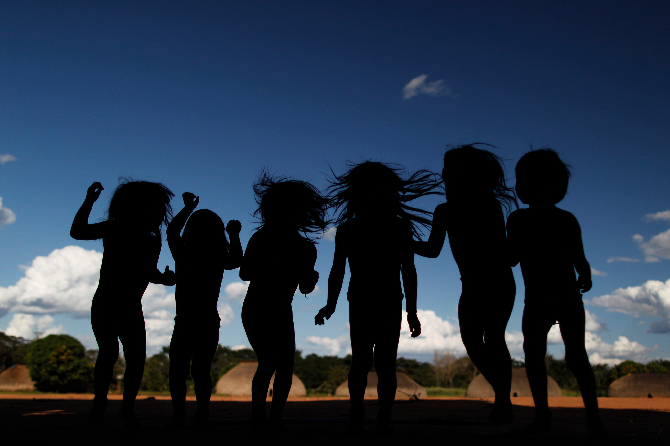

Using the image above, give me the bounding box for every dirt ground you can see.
[0,395,667,445]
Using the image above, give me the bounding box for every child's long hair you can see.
[253,170,329,242]
[106,179,174,235]
[328,161,440,239]
[442,144,517,215]
[184,209,229,252]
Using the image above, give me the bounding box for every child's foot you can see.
[348,403,365,434]
[189,418,209,430]
[524,416,552,434]
[119,408,142,430]
[249,417,269,433]
[374,419,394,435]
[587,417,607,438]
[166,418,185,430]
[489,401,513,424]
[87,400,107,425]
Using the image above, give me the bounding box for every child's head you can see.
[183,209,228,252]
[253,170,329,241]
[328,161,439,238]
[442,144,517,213]
[107,179,174,233]
[515,148,571,205]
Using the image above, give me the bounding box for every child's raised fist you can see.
[182,192,199,209]
[226,220,242,235]
[86,182,104,202]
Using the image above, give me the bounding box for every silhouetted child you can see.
[414,145,517,423]
[71,180,176,428]
[316,161,433,432]
[166,192,242,428]
[507,148,604,435]
[240,172,327,428]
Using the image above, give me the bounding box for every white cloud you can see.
[223,281,249,302]
[586,335,652,366]
[398,309,465,354]
[607,257,639,263]
[591,267,606,277]
[4,313,64,339]
[402,75,452,99]
[144,310,175,351]
[231,345,249,351]
[0,246,103,318]
[590,278,670,333]
[0,197,16,227]
[323,227,337,242]
[0,154,16,165]
[218,302,235,326]
[585,309,605,332]
[646,211,670,222]
[634,229,670,262]
[306,335,351,356]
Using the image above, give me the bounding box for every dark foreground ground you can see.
[0,396,667,446]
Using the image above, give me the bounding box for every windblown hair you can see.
[106,179,174,235]
[328,161,440,239]
[253,170,330,242]
[515,147,571,205]
[442,144,517,215]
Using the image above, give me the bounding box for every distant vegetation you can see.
[1,331,668,395]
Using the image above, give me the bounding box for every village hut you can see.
[0,364,35,391]
[335,371,427,399]
[214,361,306,396]
[465,367,562,398]
[608,373,670,398]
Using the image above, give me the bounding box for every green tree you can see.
[0,331,30,372]
[141,347,170,392]
[25,334,92,392]
[396,357,434,387]
[644,361,669,373]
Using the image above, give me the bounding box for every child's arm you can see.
[315,226,346,325]
[70,182,107,240]
[413,204,447,258]
[166,192,199,261]
[571,215,592,293]
[402,222,421,337]
[150,266,176,286]
[299,243,319,295]
[223,220,243,270]
[238,233,259,282]
[506,211,520,267]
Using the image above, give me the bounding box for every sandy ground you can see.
[0,395,667,445]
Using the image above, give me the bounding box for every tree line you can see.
[1,332,668,396]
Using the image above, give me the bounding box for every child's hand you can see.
[315,304,335,326]
[407,312,421,338]
[162,266,176,286]
[182,192,199,210]
[226,220,242,235]
[86,182,104,202]
[577,276,592,293]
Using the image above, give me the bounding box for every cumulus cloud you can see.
[0,197,16,227]
[0,246,103,318]
[306,334,351,356]
[590,278,670,333]
[586,335,652,366]
[323,227,337,242]
[223,281,249,302]
[646,211,670,222]
[4,313,64,339]
[399,310,465,354]
[634,230,670,262]
[591,268,606,277]
[0,154,16,165]
[402,75,452,99]
[607,257,639,263]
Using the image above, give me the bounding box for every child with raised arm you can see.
[507,148,604,435]
[240,172,327,428]
[70,180,176,428]
[414,145,517,423]
[315,161,434,432]
[166,192,242,428]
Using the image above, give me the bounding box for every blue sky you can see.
[0,1,668,364]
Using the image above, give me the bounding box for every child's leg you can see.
[243,305,276,424]
[118,311,147,420]
[458,295,498,391]
[559,303,601,425]
[269,319,295,422]
[168,325,191,425]
[348,304,374,424]
[522,306,553,421]
[191,324,220,423]
[90,310,119,422]
[373,304,401,424]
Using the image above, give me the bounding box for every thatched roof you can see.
[334,371,427,399]
[0,364,35,391]
[465,367,561,398]
[214,361,306,396]
[608,373,670,398]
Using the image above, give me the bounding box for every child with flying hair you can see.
[414,145,517,423]
[315,161,434,432]
[507,148,604,435]
[71,180,176,428]
[240,171,327,428]
[166,192,242,428]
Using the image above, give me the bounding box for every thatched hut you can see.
[465,367,562,398]
[334,371,426,399]
[608,373,670,398]
[214,361,306,396]
[0,364,35,391]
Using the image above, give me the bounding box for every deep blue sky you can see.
[0,1,668,363]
